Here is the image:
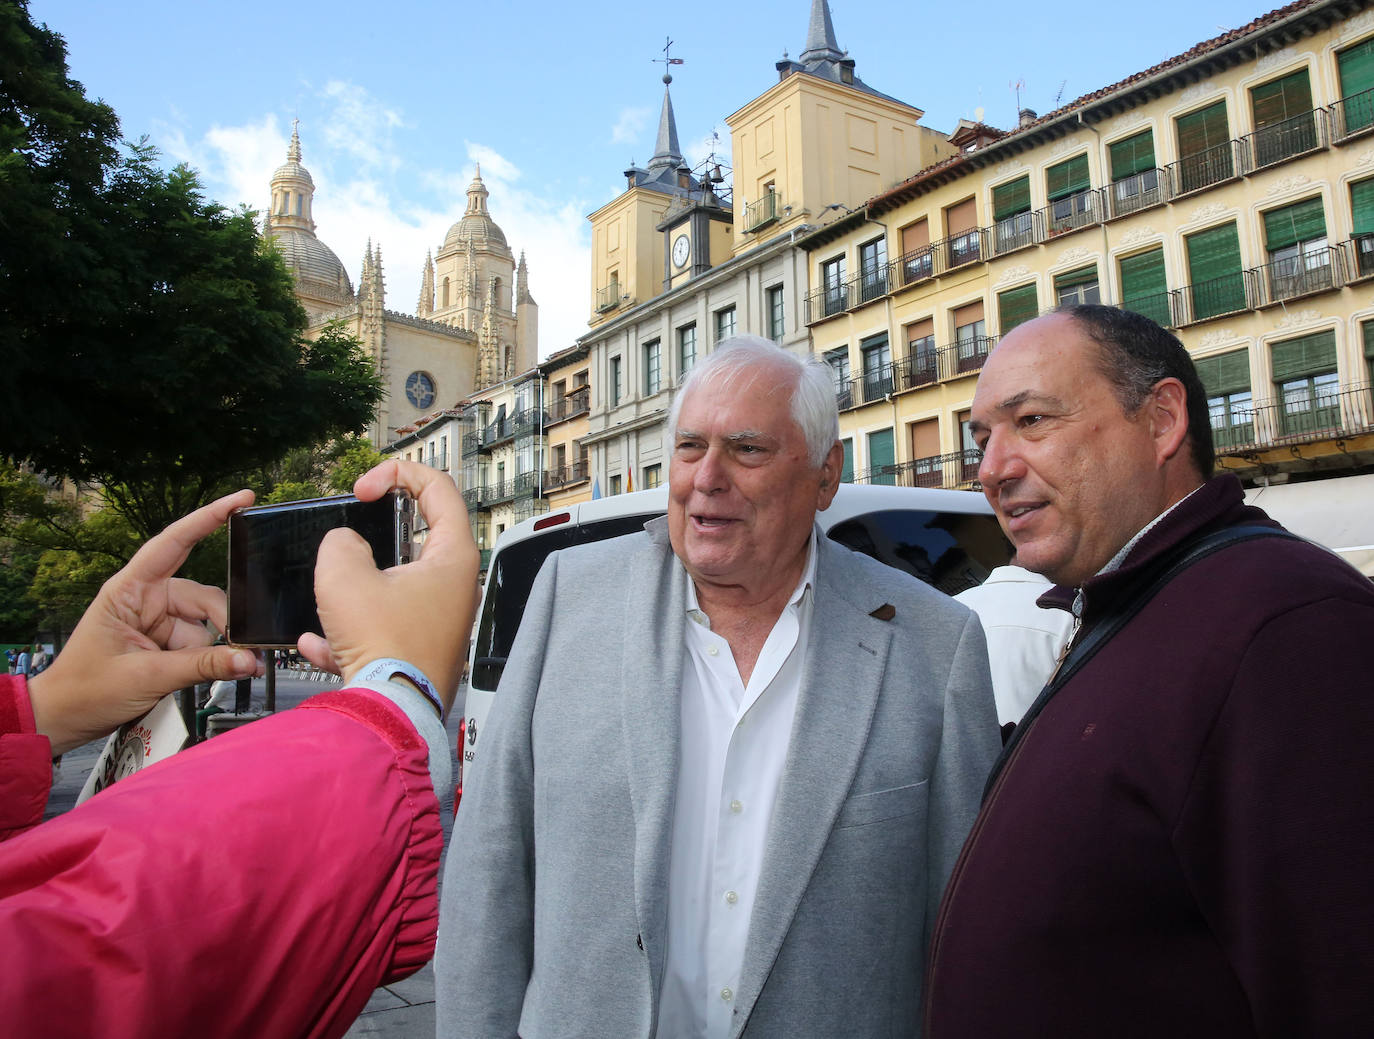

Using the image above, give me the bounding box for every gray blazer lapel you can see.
[620,517,686,1012]
[732,536,892,1033]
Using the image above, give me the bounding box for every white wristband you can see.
[354,658,444,720]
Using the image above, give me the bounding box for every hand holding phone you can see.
[300,460,480,717]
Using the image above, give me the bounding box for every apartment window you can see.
[839,437,854,483]
[1054,266,1100,307]
[643,339,662,395]
[1108,130,1160,216]
[714,306,737,342]
[858,237,888,302]
[1195,349,1254,451]
[824,346,851,409]
[1185,223,1246,321]
[678,323,698,377]
[609,355,622,406]
[992,175,1033,253]
[440,435,449,470]
[643,463,661,489]
[905,317,937,386]
[765,286,785,342]
[1175,101,1233,193]
[821,255,848,316]
[1045,154,1092,233]
[899,217,933,284]
[1352,178,1374,277]
[552,443,567,478]
[609,473,622,496]
[1119,248,1172,327]
[1365,321,1374,384]
[428,440,437,467]
[1250,69,1317,168]
[1262,196,1331,300]
[953,301,988,373]
[861,334,892,401]
[868,428,896,486]
[945,198,981,267]
[1336,36,1374,136]
[1272,330,1340,437]
[998,283,1039,335]
[957,411,981,482]
[496,460,505,492]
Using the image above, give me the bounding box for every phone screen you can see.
[227,493,411,647]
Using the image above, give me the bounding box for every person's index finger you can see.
[355,460,467,532]
[126,489,255,583]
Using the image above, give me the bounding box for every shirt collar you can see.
[1096,483,1208,576]
[686,527,819,626]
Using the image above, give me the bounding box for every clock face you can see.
[405,371,436,409]
[672,233,690,269]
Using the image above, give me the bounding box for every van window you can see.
[470,513,660,689]
[826,509,1006,596]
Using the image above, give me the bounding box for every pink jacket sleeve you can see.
[0,686,444,1039]
[0,674,52,840]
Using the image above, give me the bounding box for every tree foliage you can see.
[1,3,384,540]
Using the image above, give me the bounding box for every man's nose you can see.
[693,444,728,493]
[977,431,1018,489]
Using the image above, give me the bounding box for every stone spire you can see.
[516,251,535,305]
[646,77,683,173]
[268,120,317,234]
[799,0,843,65]
[464,164,491,218]
[418,250,435,317]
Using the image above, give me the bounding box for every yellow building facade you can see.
[804,0,1374,498]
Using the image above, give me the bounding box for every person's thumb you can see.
[136,644,259,694]
[315,526,379,606]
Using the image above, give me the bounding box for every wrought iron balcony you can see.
[1040,188,1104,238]
[546,386,590,424]
[595,283,622,314]
[895,246,936,288]
[1118,290,1183,329]
[805,283,852,324]
[1241,109,1326,173]
[1330,87,1374,142]
[1252,247,1344,306]
[514,470,547,497]
[744,192,783,232]
[544,459,590,490]
[1343,235,1374,281]
[479,414,516,449]
[857,265,891,305]
[1167,140,1242,197]
[1177,270,1257,325]
[890,450,984,490]
[942,229,985,270]
[513,406,547,437]
[991,211,1038,256]
[1107,169,1167,219]
[1213,382,1374,455]
[461,431,482,457]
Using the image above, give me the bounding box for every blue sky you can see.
[32,0,1271,357]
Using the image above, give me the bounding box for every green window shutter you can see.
[1176,101,1230,157]
[1046,154,1090,201]
[1338,37,1374,100]
[993,176,1031,220]
[1194,349,1251,397]
[1251,69,1313,128]
[1187,223,1242,283]
[1262,197,1327,252]
[868,428,895,485]
[998,283,1039,333]
[1120,248,1167,300]
[1055,265,1098,290]
[1365,321,1374,359]
[1271,331,1337,382]
[1351,178,1374,236]
[1109,130,1156,180]
[840,438,854,483]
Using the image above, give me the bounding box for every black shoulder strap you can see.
[980,524,1301,801]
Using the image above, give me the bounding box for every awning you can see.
[1243,474,1374,576]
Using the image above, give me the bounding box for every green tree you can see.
[327,435,384,493]
[1,5,383,539]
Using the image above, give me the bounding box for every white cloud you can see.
[317,80,406,171]
[611,105,651,147]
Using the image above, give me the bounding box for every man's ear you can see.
[1150,378,1190,466]
[817,442,843,509]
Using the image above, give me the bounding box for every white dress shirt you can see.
[657,533,818,1038]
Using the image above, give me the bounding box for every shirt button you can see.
[725,890,738,905]
[729,799,743,814]
[707,645,719,656]
[720,987,733,1002]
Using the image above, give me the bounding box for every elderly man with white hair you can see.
[438,335,999,1039]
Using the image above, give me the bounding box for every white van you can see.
[457,483,1012,794]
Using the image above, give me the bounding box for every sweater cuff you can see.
[347,679,452,799]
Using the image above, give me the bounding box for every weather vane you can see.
[654,36,685,83]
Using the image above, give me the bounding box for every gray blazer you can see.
[437,518,999,1038]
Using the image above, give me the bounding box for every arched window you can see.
[442,277,450,308]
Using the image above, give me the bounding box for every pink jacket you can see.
[0,674,442,1038]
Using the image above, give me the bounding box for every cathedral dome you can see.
[440,167,512,257]
[272,226,354,298]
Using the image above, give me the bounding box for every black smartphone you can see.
[226,492,414,647]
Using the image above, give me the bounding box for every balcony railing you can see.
[805,283,852,324]
[1344,234,1374,281]
[857,265,891,305]
[595,283,621,314]
[991,211,1038,256]
[1330,87,1374,142]
[1040,188,1104,238]
[1108,169,1167,219]
[833,337,998,411]
[1213,382,1374,454]
[479,415,516,448]
[942,229,985,270]
[744,192,782,232]
[544,459,590,489]
[461,430,482,457]
[1252,247,1344,306]
[1167,140,1242,197]
[546,386,590,423]
[890,449,984,490]
[896,246,936,288]
[513,406,546,437]
[1241,109,1325,172]
[1119,289,1183,329]
[1178,269,1257,325]
[514,470,547,497]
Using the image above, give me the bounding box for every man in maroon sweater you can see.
[928,305,1374,1036]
